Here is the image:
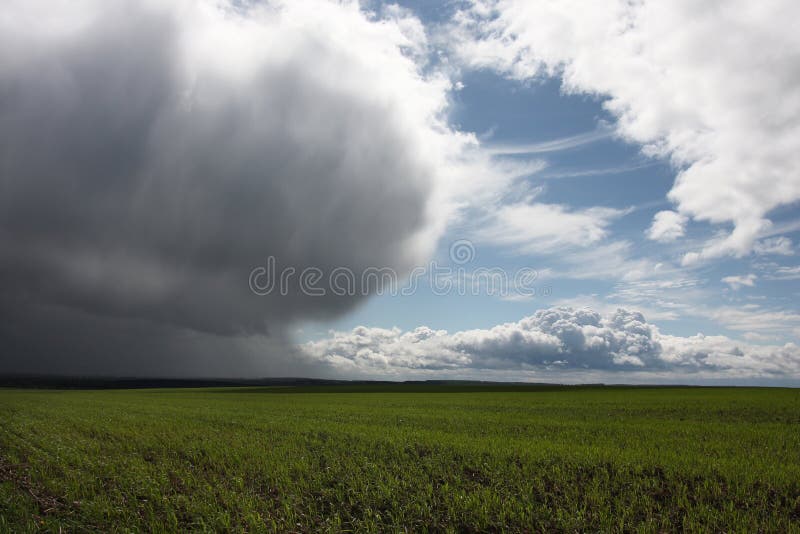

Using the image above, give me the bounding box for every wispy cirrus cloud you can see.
[483,126,612,156]
[473,202,627,254]
[754,237,794,256]
[765,266,800,281]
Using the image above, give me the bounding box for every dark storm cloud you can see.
[0,1,449,376]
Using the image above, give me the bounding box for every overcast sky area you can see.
[1,0,800,384]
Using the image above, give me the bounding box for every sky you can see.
[1,0,799,384]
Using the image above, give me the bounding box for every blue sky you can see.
[295,0,800,384]
[301,37,800,347]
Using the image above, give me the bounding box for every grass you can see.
[1,385,799,532]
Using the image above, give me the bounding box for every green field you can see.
[1,385,799,532]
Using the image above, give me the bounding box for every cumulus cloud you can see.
[303,306,800,380]
[658,334,800,378]
[304,307,663,373]
[0,0,488,375]
[453,0,800,262]
[646,211,687,242]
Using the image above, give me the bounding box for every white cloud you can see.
[721,274,757,290]
[741,332,778,343]
[474,202,626,254]
[453,0,800,262]
[304,307,662,373]
[484,126,612,155]
[658,334,800,378]
[709,305,800,335]
[765,266,800,280]
[303,306,800,380]
[568,276,705,322]
[541,161,658,180]
[646,210,687,242]
[754,237,794,256]
[550,240,662,282]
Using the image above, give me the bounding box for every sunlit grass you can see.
[1,385,799,532]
